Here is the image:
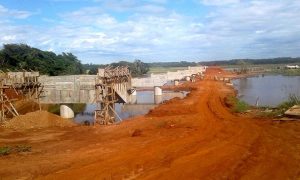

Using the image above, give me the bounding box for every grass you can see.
[0,146,11,156]
[271,69,300,76]
[277,94,300,113]
[0,144,32,156]
[46,103,86,115]
[258,94,300,117]
[222,64,300,76]
[148,67,188,74]
[226,96,249,113]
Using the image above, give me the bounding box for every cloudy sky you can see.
[0,0,300,63]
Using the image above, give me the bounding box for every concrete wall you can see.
[38,66,206,103]
[132,66,206,87]
[39,75,96,103]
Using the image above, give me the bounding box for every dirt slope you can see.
[0,67,299,179]
[3,111,75,130]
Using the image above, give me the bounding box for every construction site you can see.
[0,66,299,179]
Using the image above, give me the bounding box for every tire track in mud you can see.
[1,67,300,179]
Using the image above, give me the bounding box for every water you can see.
[74,90,188,124]
[233,75,300,107]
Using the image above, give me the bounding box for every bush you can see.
[234,100,249,113]
[0,144,31,156]
[226,96,249,113]
[0,146,11,156]
[278,94,300,113]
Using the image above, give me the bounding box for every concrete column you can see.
[132,89,137,95]
[130,95,137,104]
[154,86,162,96]
[130,89,137,104]
[154,95,163,104]
[60,105,74,118]
[154,86,163,104]
[174,80,179,86]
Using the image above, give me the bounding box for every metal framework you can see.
[94,66,131,125]
[0,70,43,122]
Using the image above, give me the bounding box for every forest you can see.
[0,44,149,77]
[0,44,83,76]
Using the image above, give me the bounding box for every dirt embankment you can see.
[2,111,75,130]
[0,67,300,179]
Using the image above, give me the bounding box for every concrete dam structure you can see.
[132,66,206,87]
[39,75,97,103]
[38,66,206,104]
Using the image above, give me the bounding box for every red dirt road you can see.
[1,67,300,179]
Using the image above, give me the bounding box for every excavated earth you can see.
[0,67,300,179]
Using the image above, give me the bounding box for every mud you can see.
[0,67,300,179]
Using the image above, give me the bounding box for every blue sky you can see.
[0,0,300,64]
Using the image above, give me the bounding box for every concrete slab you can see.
[285,105,300,118]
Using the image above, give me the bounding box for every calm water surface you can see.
[74,90,188,124]
[233,75,300,107]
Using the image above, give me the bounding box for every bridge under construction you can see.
[1,66,206,124]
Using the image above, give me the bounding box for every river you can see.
[233,75,300,107]
[74,90,188,124]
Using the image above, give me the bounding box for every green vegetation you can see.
[201,57,300,66]
[2,43,299,77]
[149,61,197,68]
[0,44,150,77]
[258,94,300,117]
[111,60,149,77]
[0,144,31,156]
[84,60,149,77]
[148,66,188,74]
[0,146,11,156]
[45,103,86,115]
[271,68,300,76]
[0,44,83,75]
[277,94,300,113]
[227,96,249,113]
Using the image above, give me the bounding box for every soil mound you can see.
[3,111,75,130]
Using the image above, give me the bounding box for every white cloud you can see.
[0,5,33,19]
[201,0,240,6]
[1,0,300,63]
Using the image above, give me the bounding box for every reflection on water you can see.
[74,90,188,124]
[233,75,300,107]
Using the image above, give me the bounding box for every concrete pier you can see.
[154,95,163,104]
[60,105,74,118]
[154,86,162,96]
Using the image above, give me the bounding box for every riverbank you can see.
[0,67,300,179]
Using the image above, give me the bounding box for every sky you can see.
[0,0,300,64]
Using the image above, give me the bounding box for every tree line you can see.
[199,57,300,66]
[1,43,299,76]
[0,44,83,76]
[0,44,149,77]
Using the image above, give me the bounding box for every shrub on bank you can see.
[226,96,249,113]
